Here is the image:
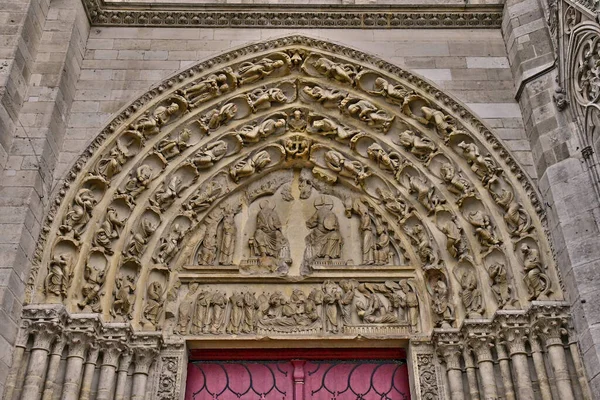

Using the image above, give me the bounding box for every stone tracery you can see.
[14,36,581,400]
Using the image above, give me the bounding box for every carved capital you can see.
[495,341,509,361]
[118,349,133,373]
[15,321,31,348]
[530,335,544,353]
[30,321,61,351]
[533,316,568,348]
[50,335,67,356]
[439,344,463,371]
[133,347,159,375]
[65,331,95,359]
[101,343,124,368]
[87,344,101,364]
[500,326,530,356]
[468,335,495,363]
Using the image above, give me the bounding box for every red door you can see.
[186,349,411,400]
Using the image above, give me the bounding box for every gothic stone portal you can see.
[8,35,588,400]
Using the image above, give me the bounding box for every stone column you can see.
[439,345,465,400]
[503,328,534,400]
[60,332,91,400]
[469,338,498,400]
[131,348,158,400]
[463,350,480,400]
[79,345,100,400]
[41,336,67,400]
[96,344,123,400]
[568,333,592,400]
[20,322,59,400]
[114,350,133,400]
[2,322,29,400]
[495,342,515,400]
[544,334,575,400]
[529,336,552,400]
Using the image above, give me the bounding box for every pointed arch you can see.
[29,35,559,338]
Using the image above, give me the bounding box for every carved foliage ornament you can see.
[30,37,556,338]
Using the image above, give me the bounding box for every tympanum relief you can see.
[30,39,559,346]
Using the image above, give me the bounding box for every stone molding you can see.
[81,0,503,29]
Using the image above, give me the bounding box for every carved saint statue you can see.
[400,280,419,330]
[218,205,238,265]
[372,77,412,105]
[405,224,436,268]
[155,128,191,160]
[242,292,258,333]
[235,118,286,145]
[59,188,97,239]
[125,218,157,258]
[198,103,238,134]
[302,85,346,107]
[491,189,532,237]
[324,150,370,185]
[143,281,165,327]
[323,281,342,333]
[151,175,182,211]
[247,87,288,111]
[338,279,358,325]
[521,244,552,300]
[311,57,356,85]
[440,217,467,259]
[189,140,228,170]
[176,284,199,334]
[119,165,153,201]
[197,222,219,266]
[226,292,245,334]
[251,200,291,268]
[440,163,473,200]
[350,199,375,265]
[306,116,360,140]
[236,58,286,85]
[191,290,211,334]
[304,196,344,267]
[93,140,131,181]
[457,141,502,186]
[375,223,392,265]
[367,143,402,176]
[112,274,136,320]
[184,181,223,214]
[229,150,271,183]
[488,262,515,309]
[183,73,230,106]
[408,176,444,215]
[94,206,125,255]
[430,275,454,328]
[127,101,181,138]
[340,97,395,132]
[456,268,484,318]
[207,291,228,334]
[466,210,502,248]
[397,130,437,161]
[78,262,106,312]
[421,106,456,137]
[44,254,72,300]
[377,188,411,222]
[356,283,398,324]
[154,224,186,265]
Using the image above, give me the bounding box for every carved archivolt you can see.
[28,36,558,340]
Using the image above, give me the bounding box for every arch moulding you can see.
[5,36,591,400]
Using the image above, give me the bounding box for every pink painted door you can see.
[185,349,410,400]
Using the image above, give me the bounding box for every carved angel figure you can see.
[340,97,395,132]
[112,274,136,320]
[183,73,230,106]
[421,106,456,136]
[304,196,344,266]
[151,175,182,211]
[440,163,473,200]
[457,268,484,317]
[237,58,286,85]
[457,141,502,186]
[189,140,228,170]
[125,218,157,258]
[377,187,411,222]
[491,189,532,237]
[372,77,412,105]
[229,150,272,183]
[488,262,515,308]
[311,57,356,85]
[119,165,153,200]
[251,200,291,266]
[306,116,360,140]
[235,118,286,144]
[78,262,106,312]
[94,207,125,255]
[367,143,402,176]
[127,101,181,137]
[59,188,97,238]
[154,224,186,265]
[198,103,238,134]
[397,130,437,161]
[44,254,71,300]
[521,244,552,300]
[143,281,165,327]
[93,140,131,181]
[324,150,370,185]
[176,283,199,334]
[405,224,437,268]
[408,176,444,214]
[247,87,288,111]
[154,128,191,160]
[440,217,467,259]
[184,182,223,214]
[302,85,346,106]
[466,210,502,248]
